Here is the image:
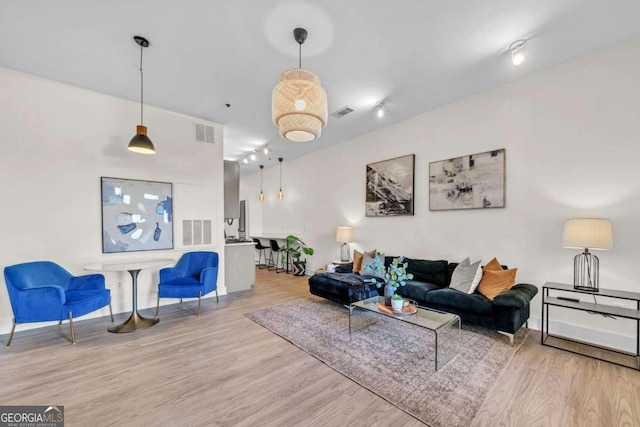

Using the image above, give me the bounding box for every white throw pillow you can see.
[450,258,482,294]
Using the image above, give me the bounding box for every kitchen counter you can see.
[224,242,255,293]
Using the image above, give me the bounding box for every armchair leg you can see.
[197,291,202,317]
[68,312,76,344]
[6,319,16,347]
[109,301,114,323]
[215,289,219,303]
[58,320,62,326]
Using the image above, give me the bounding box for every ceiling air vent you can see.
[330,106,354,119]
[194,123,216,144]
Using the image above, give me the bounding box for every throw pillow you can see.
[360,251,386,281]
[483,257,503,271]
[449,257,482,294]
[477,268,517,301]
[353,249,376,273]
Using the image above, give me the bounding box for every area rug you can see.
[245,299,528,427]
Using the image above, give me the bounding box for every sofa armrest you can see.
[493,283,538,309]
[68,274,105,291]
[200,267,219,294]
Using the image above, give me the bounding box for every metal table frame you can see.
[541,282,640,370]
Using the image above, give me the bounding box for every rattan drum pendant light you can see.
[272,28,327,142]
[128,36,155,154]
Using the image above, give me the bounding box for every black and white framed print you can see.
[429,149,505,211]
[366,154,415,217]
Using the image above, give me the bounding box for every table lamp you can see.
[562,218,613,292]
[336,227,355,262]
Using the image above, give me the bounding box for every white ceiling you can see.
[1,1,639,175]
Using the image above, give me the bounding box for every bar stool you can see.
[268,239,286,273]
[253,238,269,269]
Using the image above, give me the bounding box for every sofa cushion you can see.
[396,280,442,302]
[404,258,449,288]
[424,288,493,315]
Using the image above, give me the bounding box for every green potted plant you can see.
[283,234,314,276]
[391,293,404,311]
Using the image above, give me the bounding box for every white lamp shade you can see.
[336,227,355,243]
[562,218,613,250]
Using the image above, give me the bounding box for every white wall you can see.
[243,36,640,351]
[0,66,225,334]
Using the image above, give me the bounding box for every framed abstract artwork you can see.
[429,149,505,211]
[366,154,415,217]
[101,177,173,253]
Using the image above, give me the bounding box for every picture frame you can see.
[429,149,505,211]
[366,154,415,217]
[101,177,174,253]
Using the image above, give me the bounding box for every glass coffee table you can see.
[349,296,461,371]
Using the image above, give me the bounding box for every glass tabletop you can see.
[351,296,460,332]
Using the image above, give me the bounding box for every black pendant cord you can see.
[139,44,144,126]
[298,42,302,69]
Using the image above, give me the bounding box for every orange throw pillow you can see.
[483,257,503,272]
[353,251,364,273]
[477,268,517,301]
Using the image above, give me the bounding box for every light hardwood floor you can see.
[1,269,638,426]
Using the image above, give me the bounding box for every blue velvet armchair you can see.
[4,261,112,346]
[156,251,219,317]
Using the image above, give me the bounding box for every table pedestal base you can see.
[108,311,159,333]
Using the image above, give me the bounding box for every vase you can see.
[384,283,394,306]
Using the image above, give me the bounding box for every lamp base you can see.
[573,250,599,292]
[340,243,351,262]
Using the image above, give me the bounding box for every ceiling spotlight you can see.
[510,40,526,66]
[376,102,386,118]
[250,151,257,161]
[263,145,270,155]
[242,157,249,164]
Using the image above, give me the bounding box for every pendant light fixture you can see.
[128,36,155,154]
[272,28,328,142]
[259,165,265,202]
[277,157,284,200]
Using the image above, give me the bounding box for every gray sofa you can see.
[308,256,538,341]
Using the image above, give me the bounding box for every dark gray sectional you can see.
[308,256,538,337]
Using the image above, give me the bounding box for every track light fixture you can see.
[263,145,270,155]
[510,40,526,66]
[128,36,155,154]
[250,150,257,161]
[376,102,386,118]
